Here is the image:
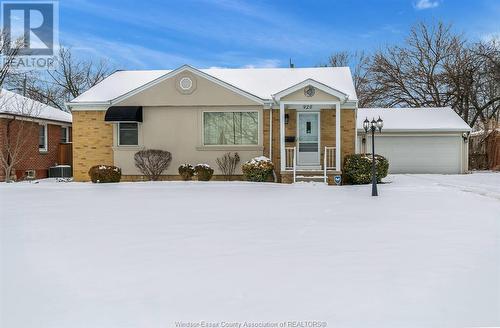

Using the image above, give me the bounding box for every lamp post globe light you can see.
[363,116,384,196]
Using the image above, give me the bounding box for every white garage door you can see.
[364,135,463,174]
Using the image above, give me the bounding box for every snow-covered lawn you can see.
[1,173,499,328]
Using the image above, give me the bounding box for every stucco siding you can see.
[113,106,264,176]
[281,88,340,102]
[115,71,261,107]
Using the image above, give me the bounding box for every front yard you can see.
[1,173,499,328]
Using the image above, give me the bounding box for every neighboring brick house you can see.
[0,89,72,181]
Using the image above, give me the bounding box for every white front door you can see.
[297,112,320,167]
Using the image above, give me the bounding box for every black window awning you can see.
[104,106,143,122]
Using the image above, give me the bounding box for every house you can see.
[66,65,470,183]
[0,89,72,181]
[357,108,471,174]
[67,65,357,183]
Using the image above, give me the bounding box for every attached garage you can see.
[357,108,471,174]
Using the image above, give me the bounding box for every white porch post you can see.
[336,102,341,171]
[280,102,286,172]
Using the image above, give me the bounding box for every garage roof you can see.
[69,65,357,104]
[357,108,471,132]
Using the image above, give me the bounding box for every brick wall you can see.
[341,109,356,160]
[263,108,356,179]
[0,117,67,180]
[72,111,113,182]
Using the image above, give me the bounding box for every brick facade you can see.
[263,107,356,181]
[0,117,71,181]
[72,111,113,182]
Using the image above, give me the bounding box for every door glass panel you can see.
[297,112,320,165]
[298,113,318,148]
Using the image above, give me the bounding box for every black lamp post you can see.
[363,116,384,196]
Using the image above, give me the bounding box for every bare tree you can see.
[325,50,374,107]
[365,21,500,127]
[11,47,114,110]
[0,30,24,88]
[0,91,42,182]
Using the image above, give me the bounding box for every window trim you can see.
[201,109,260,147]
[117,122,139,146]
[60,126,69,143]
[39,124,48,152]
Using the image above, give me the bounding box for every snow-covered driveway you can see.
[1,173,499,328]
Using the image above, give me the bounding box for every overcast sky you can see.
[60,0,500,70]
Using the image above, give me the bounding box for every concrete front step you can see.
[281,170,342,185]
[295,176,326,183]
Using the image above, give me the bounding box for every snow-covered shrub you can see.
[134,149,172,181]
[242,156,274,182]
[343,154,389,184]
[88,165,121,183]
[216,152,240,180]
[178,164,195,181]
[194,164,214,181]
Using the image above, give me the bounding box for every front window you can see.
[39,125,47,151]
[118,123,138,146]
[203,111,258,145]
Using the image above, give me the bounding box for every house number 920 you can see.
[303,105,312,110]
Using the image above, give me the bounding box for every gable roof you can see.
[69,66,357,105]
[0,89,72,123]
[272,78,349,102]
[109,65,264,105]
[357,108,471,132]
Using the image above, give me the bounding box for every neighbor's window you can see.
[118,122,138,146]
[39,124,47,151]
[60,126,69,143]
[203,111,258,145]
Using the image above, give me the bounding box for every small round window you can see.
[179,77,193,90]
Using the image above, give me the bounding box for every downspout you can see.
[269,106,273,160]
[269,98,278,182]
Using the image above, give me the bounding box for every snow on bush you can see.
[194,164,214,181]
[242,156,274,182]
[88,165,122,183]
[178,164,195,181]
[343,153,389,184]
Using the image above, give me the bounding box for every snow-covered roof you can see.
[357,108,471,132]
[70,66,357,104]
[470,128,500,137]
[0,89,72,123]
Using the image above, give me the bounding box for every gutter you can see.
[356,128,472,133]
[0,113,72,125]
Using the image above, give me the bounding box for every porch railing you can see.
[285,146,297,183]
[323,146,336,183]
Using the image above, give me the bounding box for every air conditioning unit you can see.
[49,165,72,178]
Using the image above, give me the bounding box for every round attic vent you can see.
[304,85,316,97]
[179,77,193,90]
